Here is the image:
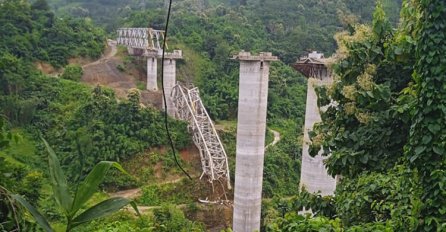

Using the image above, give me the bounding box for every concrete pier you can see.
[233,51,278,232]
[127,47,135,55]
[162,50,183,117]
[147,57,158,91]
[162,58,176,117]
[299,78,336,196]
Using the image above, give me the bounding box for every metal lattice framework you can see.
[171,84,231,189]
[116,28,166,51]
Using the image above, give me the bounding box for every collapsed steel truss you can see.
[171,84,231,189]
[116,28,166,51]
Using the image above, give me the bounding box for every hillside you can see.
[0,0,202,230]
[47,0,401,60]
[6,0,446,232]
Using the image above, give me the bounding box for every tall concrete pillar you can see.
[233,52,278,232]
[162,50,183,117]
[147,57,158,91]
[162,58,176,117]
[299,78,336,196]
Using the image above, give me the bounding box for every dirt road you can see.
[266,129,281,149]
[81,40,136,98]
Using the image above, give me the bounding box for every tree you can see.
[268,1,446,230]
[32,0,51,11]
[61,64,83,82]
[0,116,12,149]
[405,0,446,230]
[12,138,139,232]
[309,2,412,178]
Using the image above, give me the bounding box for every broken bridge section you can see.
[294,51,337,196]
[116,26,230,191]
[171,84,231,190]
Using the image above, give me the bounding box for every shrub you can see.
[12,139,138,232]
[116,64,125,72]
[265,213,343,232]
[61,64,83,82]
[335,167,421,230]
[153,204,205,232]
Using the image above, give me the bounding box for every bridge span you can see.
[116,27,231,190]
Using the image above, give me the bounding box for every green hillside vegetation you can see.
[0,0,105,68]
[44,3,403,199]
[264,1,446,231]
[6,0,445,231]
[46,0,402,63]
[0,0,196,230]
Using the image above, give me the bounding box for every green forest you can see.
[1,0,446,231]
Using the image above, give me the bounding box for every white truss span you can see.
[171,84,231,189]
[116,28,166,51]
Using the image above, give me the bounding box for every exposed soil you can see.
[140,90,163,109]
[180,145,202,163]
[83,42,233,230]
[35,61,60,76]
[81,40,163,108]
[122,202,233,231]
[184,204,233,231]
[69,56,96,67]
[82,53,137,99]
[110,188,142,199]
[35,42,109,76]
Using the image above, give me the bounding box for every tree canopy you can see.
[264,1,446,231]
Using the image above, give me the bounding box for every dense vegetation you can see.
[12,140,138,232]
[263,1,446,231]
[0,0,105,68]
[47,0,402,61]
[0,0,194,230]
[115,1,402,200]
[6,0,440,231]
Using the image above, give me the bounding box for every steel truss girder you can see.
[116,28,166,51]
[171,84,231,189]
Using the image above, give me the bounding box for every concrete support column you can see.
[162,58,176,117]
[127,47,135,56]
[147,57,158,91]
[299,78,336,196]
[233,52,278,232]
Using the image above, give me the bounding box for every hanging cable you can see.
[161,0,192,180]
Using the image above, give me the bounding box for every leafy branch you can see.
[12,138,140,232]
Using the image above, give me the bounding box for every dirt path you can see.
[83,39,117,68]
[88,43,230,229]
[110,188,142,199]
[81,40,137,98]
[112,127,280,211]
[109,175,197,200]
[81,40,163,107]
[266,129,281,149]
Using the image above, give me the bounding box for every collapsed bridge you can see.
[116,27,231,189]
[172,84,231,189]
[294,51,337,196]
